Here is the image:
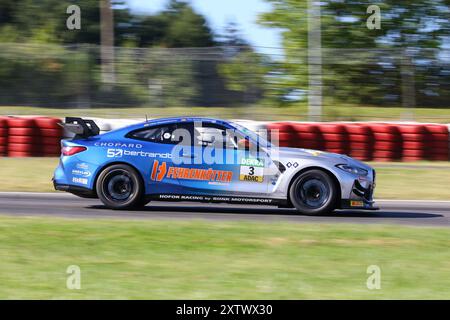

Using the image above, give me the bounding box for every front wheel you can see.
[96,164,144,210]
[289,170,338,216]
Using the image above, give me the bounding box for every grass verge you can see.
[0,216,449,299]
[0,158,449,200]
[2,105,450,122]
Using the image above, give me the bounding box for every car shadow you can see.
[87,204,443,219]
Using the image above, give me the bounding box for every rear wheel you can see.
[289,170,338,216]
[96,164,145,210]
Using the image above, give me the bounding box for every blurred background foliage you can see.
[0,0,448,112]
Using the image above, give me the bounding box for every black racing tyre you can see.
[96,164,144,210]
[289,169,338,216]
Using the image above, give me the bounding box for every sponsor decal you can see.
[285,162,299,169]
[150,161,233,183]
[76,163,89,170]
[72,177,88,185]
[72,169,91,178]
[95,142,143,148]
[350,200,364,207]
[107,148,172,159]
[304,150,323,156]
[239,158,264,183]
[154,194,279,205]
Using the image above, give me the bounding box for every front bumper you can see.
[340,175,378,210]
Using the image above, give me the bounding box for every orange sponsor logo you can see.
[151,161,233,183]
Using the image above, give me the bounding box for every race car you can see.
[53,117,377,215]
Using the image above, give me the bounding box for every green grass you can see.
[0,216,449,299]
[1,104,450,122]
[0,157,58,192]
[0,158,449,200]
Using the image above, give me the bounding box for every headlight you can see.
[336,164,368,176]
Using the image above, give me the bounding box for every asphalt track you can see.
[0,192,449,227]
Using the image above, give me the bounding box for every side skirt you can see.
[147,194,288,206]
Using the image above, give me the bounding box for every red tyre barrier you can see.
[399,133,427,142]
[7,117,36,128]
[9,127,38,136]
[429,141,448,149]
[325,148,347,154]
[41,145,61,154]
[397,125,426,161]
[375,141,404,149]
[345,124,371,135]
[372,132,400,141]
[2,117,64,158]
[350,142,372,150]
[8,151,35,158]
[289,124,324,150]
[317,124,346,134]
[267,122,296,147]
[368,123,402,161]
[403,141,426,149]
[317,124,350,154]
[350,150,372,157]
[402,149,425,157]
[345,124,374,160]
[295,132,320,140]
[428,133,448,142]
[430,154,449,161]
[369,124,399,134]
[8,143,38,153]
[397,125,426,134]
[41,137,61,145]
[424,124,448,134]
[321,141,347,149]
[0,137,7,145]
[320,133,346,142]
[39,128,63,137]
[424,125,449,161]
[348,134,373,143]
[0,117,8,128]
[8,135,38,144]
[35,117,61,129]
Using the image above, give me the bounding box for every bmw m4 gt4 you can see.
[53,117,377,215]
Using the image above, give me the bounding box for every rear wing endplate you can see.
[61,117,100,139]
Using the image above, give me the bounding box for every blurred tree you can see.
[0,0,130,45]
[219,50,270,103]
[259,0,450,107]
[131,0,215,48]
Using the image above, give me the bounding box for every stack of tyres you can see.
[316,123,349,155]
[35,117,62,157]
[368,123,402,161]
[290,123,324,150]
[0,117,8,156]
[7,117,39,157]
[425,124,449,161]
[344,124,374,161]
[397,124,427,161]
[266,122,296,147]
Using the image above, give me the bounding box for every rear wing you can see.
[60,117,100,139]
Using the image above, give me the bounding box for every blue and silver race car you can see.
[53,117,377,215]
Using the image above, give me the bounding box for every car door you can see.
[174,121,275,196]
[126,123,183,195]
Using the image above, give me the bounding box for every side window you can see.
[129,123,193,145]
[194,123,245,149]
